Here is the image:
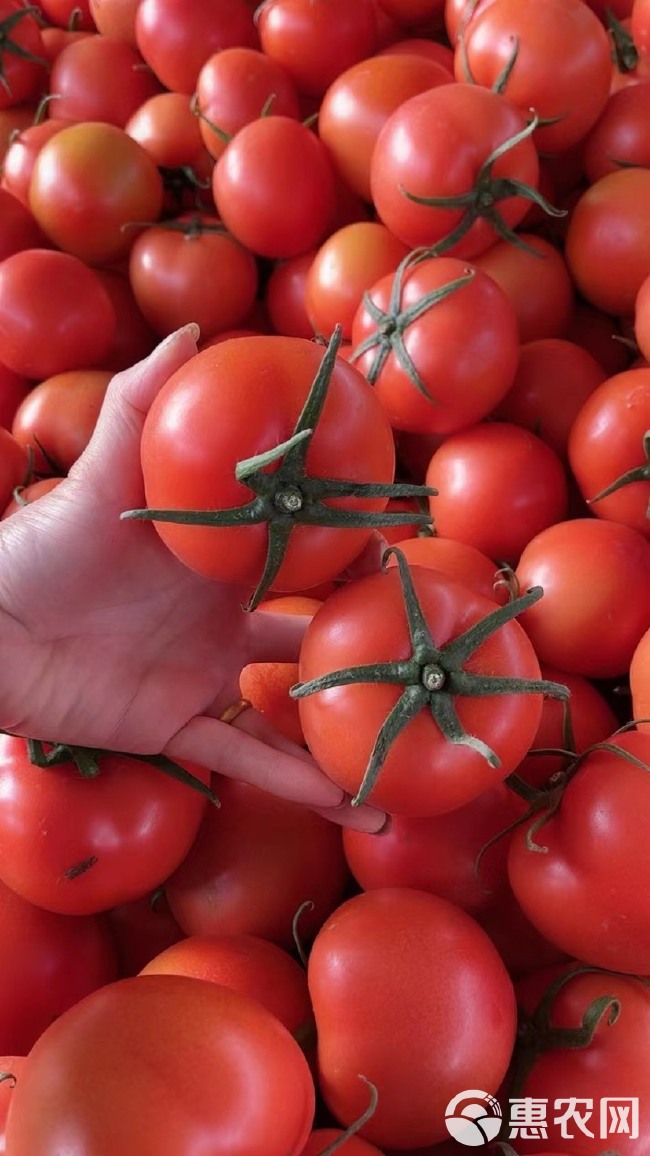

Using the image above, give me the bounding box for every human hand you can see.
[0,326,386,833]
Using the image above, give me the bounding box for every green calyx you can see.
[399,112,566,257]
[122,326,437,611]
[0,7,48,96]
[25,738,218,805]
[588,429,650,518]
[350,251,476,398]
[290,547,569,807]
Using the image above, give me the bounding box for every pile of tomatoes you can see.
[1,0,650,1152]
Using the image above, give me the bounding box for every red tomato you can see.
[0,737,212,916]
[239,661,304,745]
[634,269,650,361]
[128,217,258,339]
[137,336,402,600]
[296,563,556,817]
[94,268,157,372]
[0,426,27,509]
[630,623,650,725]
[568,367,650,537]
[318,52,452,202]
[0,251,116,380]
[455,0,612,153]
[5,975,315,1156]
[308,888,516,1149]
[632,0,650,53]
[300,1130,382,1155]
[195,45,300,161]
[515,518,650,677]
[370,83,541,256]
[29,122,164,266]
[135,0,257,94]
[141,933,313,1038]
[212,116,336,259]
[473,233,574,344]
[11,369,113,473]
[0,361,29,430]
[2,477,63,519]
[265,251,317,339]
[351,257,520,435]
[89,0,139,43]
[125,91,211,174]
[0,1,48,110]
[0,121,69,210]
[426,423,568,563]
[0,876,117,1054]
[509,729,650,972]
[107,890,184,977]
[494,338,607,460]
[49,35,161,127]
[583,83,650,182]
[566,300,632,377]
[0,1056,25,1153]
[39,0,95,28]
[0,188,43,258]
[476,887,569,979]
[165,777,349,951]
[565,167,650,316]
[256,0,378,98]
[384,535,503,601]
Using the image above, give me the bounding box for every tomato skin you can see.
[473,233,574,345]
[165,777,349,951]
[0,737,211,916]
[308,888,516,1150]
[583,83,650,183]
[239,661,304,745]
[94,268,157,372]
[509,731,650,975]
[89,0,139,43]
[49,35,162,127]
[370,83,540,256]
[0,2,47,111]
[0,362,29,431]
[568,367,650,537]
[566,300,632,377]
[5,975,316,1156]
[128,219,258,340]
[265,251,317,339]
[318,52,452,202]
[306,222,409,341]
[384,535,503,601]
[351,258,520,436]
[565,168,650,317]
[257,0,378,98]
[300,1131,382,1155]
[0,1055,25,1152]
[0,876,118,1054]
[516,518,650,678]
[141,933,313,1038]
[213,117,336,260]
[140,336,397,593]
[0,251,116,380]
[135,0,257,94]
[494,338,607,461]
[29,122,164,266]
[0,427,27,510]
[297,567,546,817]
[455,0,612,154]
[631,624,650,727]
[1,120,69,210]
[11,369,113,473]
[195,46,300,161]
[107,891,184,976]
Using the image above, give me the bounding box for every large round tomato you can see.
[0,736,211,916]
[135,0,257,94]
[5,975,315,1156]
[11,369,113,474]
[195,45,300,160]
[472,233,575,345]
[49,34,161,127]
[256,0,378,98]
[295,562,557,816]
[136,335,404,600]
[308,888,516,1149]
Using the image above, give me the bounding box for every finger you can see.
[163,714,346,810]
[71,324,201,505]
[312,798,389,834]
[244,608,312,665]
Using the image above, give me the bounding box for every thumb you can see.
[70,324,200,506]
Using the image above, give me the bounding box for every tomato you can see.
[136,335,414,602]
[49,34,161,127]
[0,2,47,111]
[256,0,378,98]
[0,107,36,164]
[583,83,650,183]
[213,117,336,260]
[39,0,95,28]
[512,964,650,1156]
[378,35,455,71]
[11,369,113,473]
[0,362,29,431]
[2,477,63,519]
[634,269,650,361]
[565,167,650,317]
[5,974,315,1156]
[128,217,258,340]
[370,82,541,256]
[0,251,116,380]
[516,517,650,677]
[509,728,650,973]
[631,0,650,53]
[94,268,157,372]
[165,777,349,950]
[318,52,452,202]
[384,534,503,601]
[566,300,632,377]
[0,187,43,258]
[631,623,650,726]
[568,367,650,537]
[0,426,27,510]
[473,233,574,345]
[265,251,317,339]
[239,661,304,745]
[29,122,164,266]
[295,560,561,817]
[476,887,569,979]
[195,46,300,161]
[39,26,91,65]
[308,888,516,1149]
[343,781,525,912]
[494,338,607,461]
[0,876,117,1054]
[107,890,184,977]
[141,933,313,1038]
[0,119,69,209]
[351,257,520,435]
[125,91,209,174]
[426,423,568,563]
[455,0,611,154]
[89,0,139,43]
[0,1056,25,1154]
[135,0,257,94]
[0,736,212,916]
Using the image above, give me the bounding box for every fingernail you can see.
[160,323,201,349]
[374,812,392,836]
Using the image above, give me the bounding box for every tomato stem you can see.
[317,1077,379,1155]
[607,8,639,72]
[587,429,650,517]
[121,327,438,611]
[0,6,49,96]
[291,547,569,806]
